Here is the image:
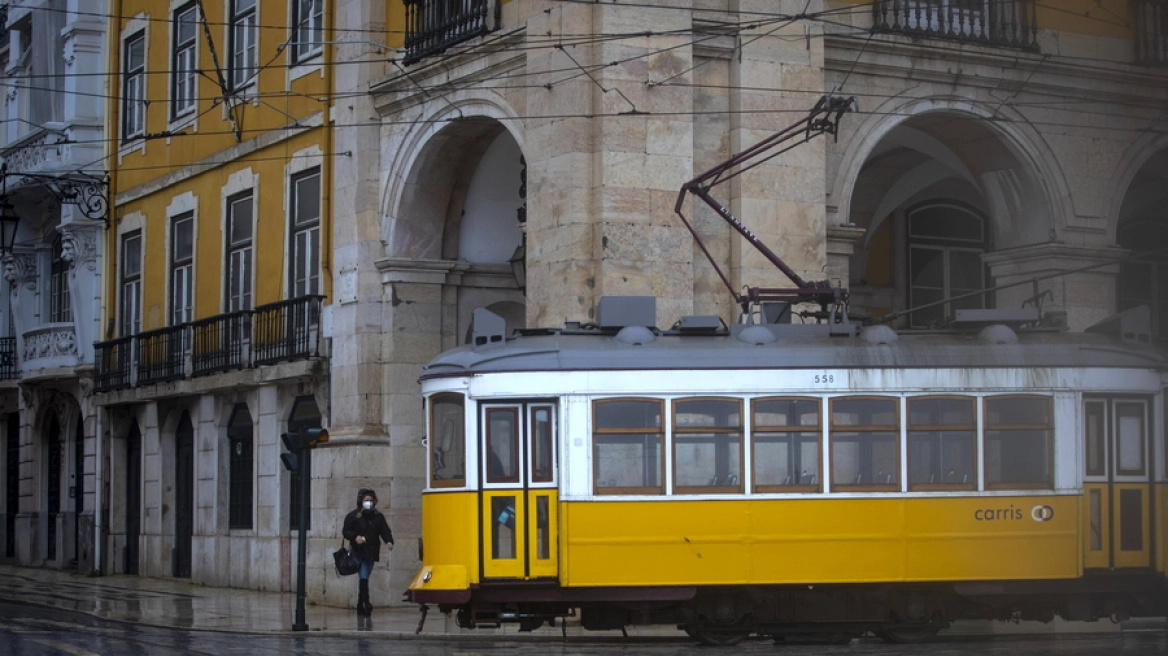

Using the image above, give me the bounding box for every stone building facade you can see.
[0,0,108,574]
[321,0,1167,606]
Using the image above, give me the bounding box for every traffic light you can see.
[280,428,329,471]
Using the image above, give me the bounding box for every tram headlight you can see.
[422,570,433,583]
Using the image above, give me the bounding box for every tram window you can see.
[830,397,899,492]
[1084,401,1106,477]
[984,396,1052,489]
[907,396,975,491]
[531,406,555,483]
[752,398,820,493]
[1115,402,1146,476]
[593,399,663,495]
[429,394,465,488]
[673,398,743,494]
[486,407,520,484]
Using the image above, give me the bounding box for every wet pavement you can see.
[0,562,1164,641]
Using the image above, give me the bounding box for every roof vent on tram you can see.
[859,325,898,345]
[597,296,657,330]
[472,308,507,349]
[1086,305,1152,345]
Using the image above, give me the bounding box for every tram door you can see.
[480,402,558,580]
[1083,399,1152,569]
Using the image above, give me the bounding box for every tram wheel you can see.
[875,625,940,644]
[688,628,751,646]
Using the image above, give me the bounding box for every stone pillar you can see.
[322,0,397,606]
[728,2,829,305]
[983,243,1125,331]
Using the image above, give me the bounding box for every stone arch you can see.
[381,94,526,261]
[1105,132,1168,244]
[831,93,1070,247]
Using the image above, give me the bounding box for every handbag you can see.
[333,540,360,576]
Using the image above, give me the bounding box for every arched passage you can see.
[844,110,1055,327]
[1115,148,1168,340]
[385,113,527,337]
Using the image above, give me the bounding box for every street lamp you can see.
[509,242,526,291]
[0,196,19,254]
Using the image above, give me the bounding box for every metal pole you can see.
[292,448,309,631]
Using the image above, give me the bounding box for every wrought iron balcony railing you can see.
[403,0,497,64]
[872,0,1038,50]
[0,336,17,380]
[192,311,250,376]
[1133,0,1168,65]
[136,324,187,386]
[254,295,323,365]
[94,336,133,392]
[93,295,325,394]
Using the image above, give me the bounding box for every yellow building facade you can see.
[94,0,334,589]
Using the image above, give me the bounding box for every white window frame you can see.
[122,30,147,141]
[228,0,258,91]
[171,3,199,121]
[225,191,254,313]
[290,0,323,64]
[289,167,321,298]
[121,231,143,337]
[170,213,195,326]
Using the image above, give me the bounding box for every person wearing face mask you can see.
[342,488,395,616]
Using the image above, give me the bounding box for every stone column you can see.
[728,2,829,306]
[318,0,397,606]
[983,243,1126,331]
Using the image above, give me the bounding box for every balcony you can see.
[402,0,497,64]
[94,296,325,394]
[872,0,1038,51]
[20,324,79,371]
[1133,0,1167,65]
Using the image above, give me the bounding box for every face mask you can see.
[362,501,374,511]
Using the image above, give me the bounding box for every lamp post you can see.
[280,427,329,631]
[0,163,109,226]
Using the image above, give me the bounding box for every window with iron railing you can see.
[872,0,1038,50]
[94,295,325,393]
[1133,0,1168,65]
[121,231,142,337]
[403,0,498,64]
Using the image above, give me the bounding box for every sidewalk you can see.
[0,563,1163,639]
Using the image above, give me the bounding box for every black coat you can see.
[342,508,394,563]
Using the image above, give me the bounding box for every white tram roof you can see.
[420,321,1166,380]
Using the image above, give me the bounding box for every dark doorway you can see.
[73,418,83,566]
[5,414,17,558]
[173,412,194,578]
[47,417,61,561]
[125,421,141,575]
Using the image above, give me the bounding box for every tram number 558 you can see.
[813,373,835,384]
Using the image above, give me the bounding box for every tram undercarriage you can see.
[419,576,1168,645]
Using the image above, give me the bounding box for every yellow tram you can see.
[406,299,1167,643]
